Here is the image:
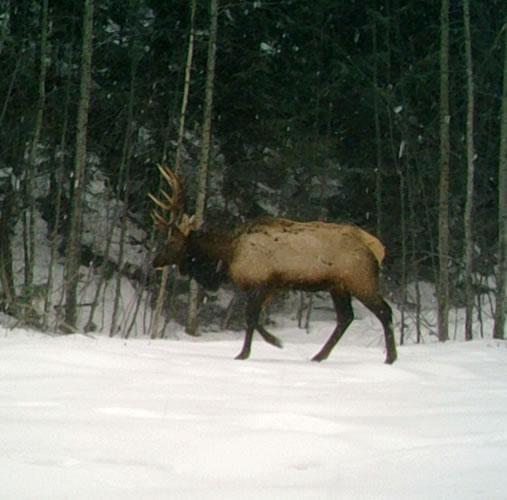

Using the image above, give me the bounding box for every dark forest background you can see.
[0,0,505,341]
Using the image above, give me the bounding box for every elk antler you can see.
[149,164,186,228]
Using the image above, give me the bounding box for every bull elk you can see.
[150,165,397,364]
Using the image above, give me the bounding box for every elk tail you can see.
[357,228,385,266]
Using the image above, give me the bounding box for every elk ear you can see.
[178,214,197,237]
[188,215,197,230]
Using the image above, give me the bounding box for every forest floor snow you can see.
[0,320,506,499]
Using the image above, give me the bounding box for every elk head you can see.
[149,164,196,268]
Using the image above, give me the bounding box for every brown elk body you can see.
[151,166,398,364]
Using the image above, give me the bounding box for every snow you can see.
[1,321,506,499]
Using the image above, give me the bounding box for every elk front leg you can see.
[235,325,254,360]
[235,289,282,359]
[235,289,265,360]
[256,324,283,349]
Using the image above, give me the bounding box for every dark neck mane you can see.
[179,227,235,291]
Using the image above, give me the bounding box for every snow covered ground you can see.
[1,318,506,500]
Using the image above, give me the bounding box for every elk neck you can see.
[178,226,236,291]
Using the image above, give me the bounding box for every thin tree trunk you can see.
[462,0,476,341]
[64,0,94,331]
[493,23,507,340]
[44,45,73,330]
[0,0,10,57]
[0,52,19,126]
[372,12,382,240]
[398,166,407,345]
[186,0,218,335]
[24,0,48,308]
[84,199,114,332]
[110,179,132,337]
[151,0,197,340]
[110,36,140,337]
[384,85,409,344]
[0,181,16,314]
[0,41,19,315]
[438,0,450,342]
[43,146,65,329]
[406,162,422,343]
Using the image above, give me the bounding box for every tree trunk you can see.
[186,0,219,335]
[398,165,407,345]
[84,199,114,333]
[372,11,383,240]
[110,30,140,337]
[438,0,450,342]
[44,45,73,330]
[0,180,16,315]
[110,178,132,337]
[150,0,197,340]
[0,57,19,126]
[64,0,94,331]
[0,0,10,57]
[493,24,507,340]
[24,0,48,309]
[462,0,476,341]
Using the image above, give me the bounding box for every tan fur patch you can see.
[228,219,382,296]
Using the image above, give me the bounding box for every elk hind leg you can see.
[361,295,397,364]
[312,292,353,362]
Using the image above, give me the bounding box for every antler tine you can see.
[149,164,186,229]
[151,208,168,227]
[157,163,178,184]
[160,164,185,220]
[148,192,169,212]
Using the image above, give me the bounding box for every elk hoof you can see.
[235,351,250,360]
[311,353,326,362]
[384,354,397,365]
[271,338,283,349]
